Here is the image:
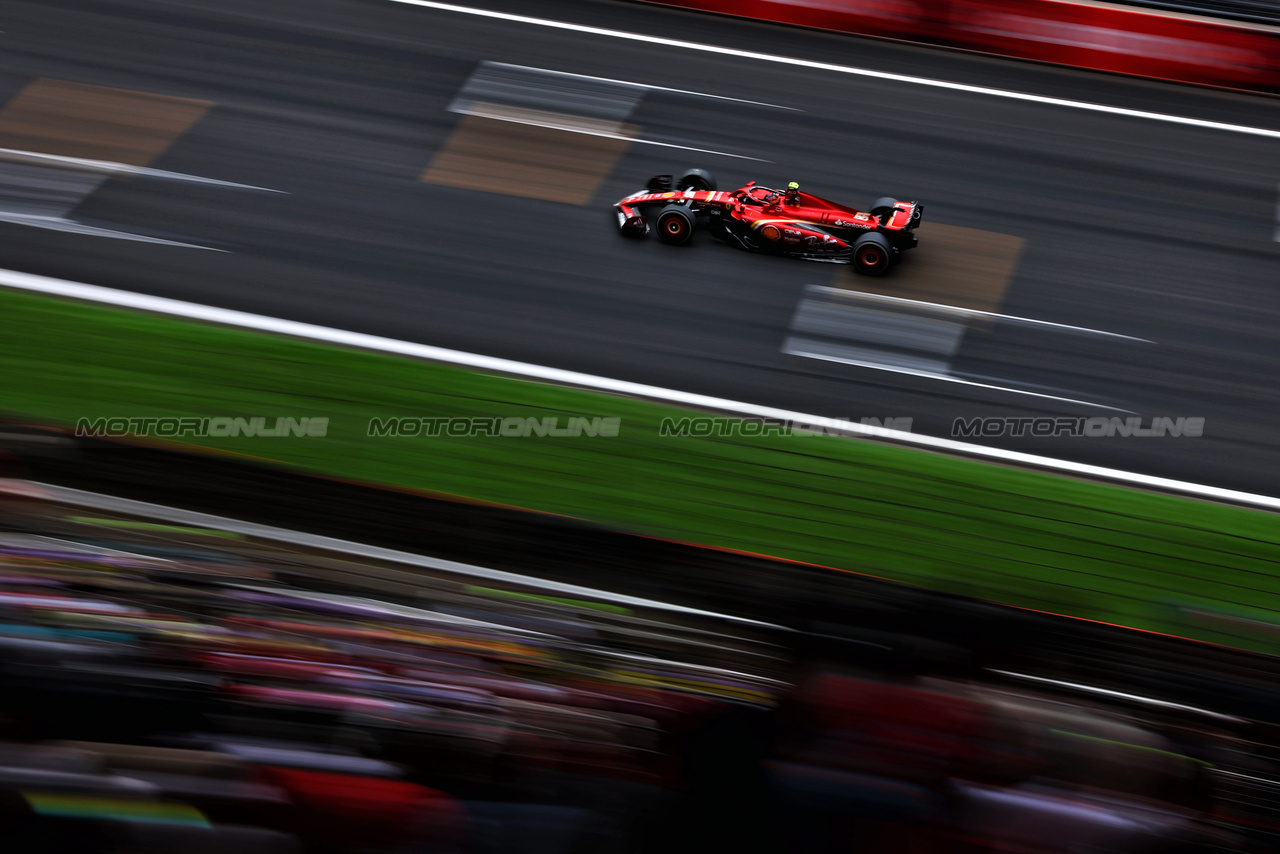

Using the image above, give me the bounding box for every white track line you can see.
[0,214,224,250]
[1,266,1277,511]
[809,286,1152,342]
[0,148,285,192]
[460,110,769,160]
[0,479,783,629]
[388,1,1280,140]
[782,346,1132,411]
[485,61,801,110]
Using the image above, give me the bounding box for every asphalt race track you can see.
[3,0,1280,494]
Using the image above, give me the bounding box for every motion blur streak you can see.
[5,267,1279,512]
[989,670,1246,722]
[0,480,1273,854]
[0,149,284,191]
[808,287,1154,342]
[782,345,1130,410]
[480,61,802,109]
[386,0,1280,138]
[3,479,782,628]
[440,108,766,160]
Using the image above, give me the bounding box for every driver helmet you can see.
[785,182,800,204]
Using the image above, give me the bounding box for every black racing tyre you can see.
[852,232,893,276]
[656,204,696,245]
[869,196,898,216]
[676,168,717,192]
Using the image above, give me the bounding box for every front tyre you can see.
[852,232,893,276]
[656,205,696,245]
[676,168,717,192]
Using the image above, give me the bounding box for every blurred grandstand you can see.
[1117,0,1280,25]
[0,425,1279,853]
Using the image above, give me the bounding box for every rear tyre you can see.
[852,232,893,276]
[656,205,696,245]
[676,168,717,192]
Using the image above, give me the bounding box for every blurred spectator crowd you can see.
[1118,0,1280,25]
[0,494,1274,854]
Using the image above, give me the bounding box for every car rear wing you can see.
[882,201,923,230]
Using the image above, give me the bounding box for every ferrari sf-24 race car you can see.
[613,168,922,276]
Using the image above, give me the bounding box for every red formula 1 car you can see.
[613,168,922,276]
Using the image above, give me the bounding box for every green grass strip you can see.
[69,517,244,538]
[464,586,631,615]
[2,286,1279,652]
[1047,730,1213,767]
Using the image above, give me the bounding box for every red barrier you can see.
[639,0,1280,94]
